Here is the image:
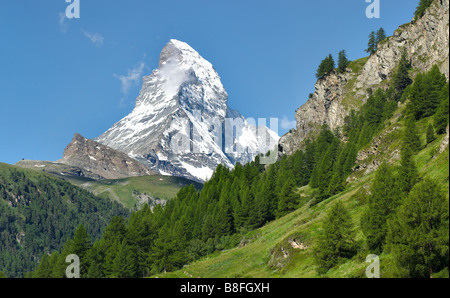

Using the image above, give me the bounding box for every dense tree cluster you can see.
[404,65,448,121]
[359,66,449,277]
[0,167,129,277]
[316,54,335,79]
[366,28,387,55]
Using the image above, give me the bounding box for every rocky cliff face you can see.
[280,0,449,155]
[355,0,449,94]
[280,70,353,155]
[59,133,155,180]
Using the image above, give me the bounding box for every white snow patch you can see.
[180,162,214,182]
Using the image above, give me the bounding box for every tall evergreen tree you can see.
[392,51,412,100]
[365,31,377,55]
[434,83,449,134]
[375,27,387,46]
[426,124,436,145]
[276,177,298,218]
[361,163,401,254]
[315,202,356,274]
[403,117,422,153]
[70,225,92,276]
[407,66,446,120]
[386,179,449,278]
[337,50,350,73]
[399,143,418,194]
[316,54,335,79]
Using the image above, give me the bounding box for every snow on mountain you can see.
[96,39,279,182]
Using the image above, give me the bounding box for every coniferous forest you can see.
[0,0,448,280]
[29,61,449,278]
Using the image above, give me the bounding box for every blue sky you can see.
[0,0,418,165]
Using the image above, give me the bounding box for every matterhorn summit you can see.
[97,39,279,182]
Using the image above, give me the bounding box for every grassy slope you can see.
[13,161,202,210]
[156,117,449,278]
[76,175,202,210]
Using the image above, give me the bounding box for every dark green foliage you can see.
[316,54,335,79]
[276,177,298,218]
[337,50,350,73]
[386,179,449,278]
[29,62,449,279]
[0,166,129,278]
[361,164,401,254]
[365,31,377,55]
[403,117,422,153]
[414,0,435,21]
[398,144,418,194]
[406,65,447,120]
[375,27,387,45]
[392,51,412,100]
[434,83,449,134]
[426,124,436,144]
[315,202,356,274]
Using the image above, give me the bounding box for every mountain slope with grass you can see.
[0,163,129,278]
[16,160,202,211]
[157,113,449,278]
[76,175,203,210]
[30,0,449,279]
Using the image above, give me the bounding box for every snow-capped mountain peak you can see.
[96,40,279,182]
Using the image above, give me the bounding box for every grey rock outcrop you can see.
[280,0,449,155]
[59,133,155,180]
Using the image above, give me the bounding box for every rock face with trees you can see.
[279,0,449,155]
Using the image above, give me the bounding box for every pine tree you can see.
[434,83,449,134]
[375,27,387,46]
[276,177,298,218]
[366,31,377,55]
[317,138,341,199]
[70,225,92,277]
[386,179,449,278]
[33,253,52,278]
[361,163,401,254]
[403,117,422,153]
[399,143,418,194]
[426,124,436,144]
[337,50,350,73]
[407,66,446,120]
[150,225,188,274]
[315,202,355,274]
[85,241,104,278]
[392,51,412,100]
[316,54,335,79]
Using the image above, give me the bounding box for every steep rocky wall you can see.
[280,0,449,156]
